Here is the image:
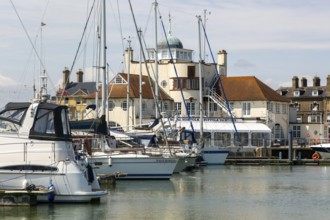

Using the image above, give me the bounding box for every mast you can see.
[138,29,143,126]
[126,38,131,131]
[100,0,107,118]
[154,0,159,118]
[198,16,204,147]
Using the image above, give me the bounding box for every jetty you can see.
[0,189,54,206]
[224,146,326,165]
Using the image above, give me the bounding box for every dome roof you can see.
[158,35,183,49]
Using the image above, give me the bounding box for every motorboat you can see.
[0,101,107,202]
[310,143,330,159]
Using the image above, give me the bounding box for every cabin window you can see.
[61,109,70,135]
[34,109,55,134]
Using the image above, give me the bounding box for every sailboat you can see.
[73,0,178,180]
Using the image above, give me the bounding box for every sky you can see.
[1,0,330,106]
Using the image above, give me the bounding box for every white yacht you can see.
[0,101,107,202]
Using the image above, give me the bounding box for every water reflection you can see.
[2,166,330,220]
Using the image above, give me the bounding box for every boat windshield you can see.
[0,119,19,133]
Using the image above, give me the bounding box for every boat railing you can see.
[0,141,68,164]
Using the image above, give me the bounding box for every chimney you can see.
[62,67,70,89]
[301,77,307,87]
[76,69,84,83]
[217,49,227,77]
[326,75,330,96]
[313,76,320,87]
[292,76,299,90]
[125,47,133,73]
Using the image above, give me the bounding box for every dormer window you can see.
[293,91,300,97]
[312,90,319,96]
[311,102,319,111]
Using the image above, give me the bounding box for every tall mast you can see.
[154,0,159,118]
[198,16,204,146]
[126,38,131,131]
[100,0,107,118]
[138,29,143,126]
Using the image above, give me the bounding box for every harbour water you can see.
[2,165,330,220]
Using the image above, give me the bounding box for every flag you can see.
[41,22,46,26]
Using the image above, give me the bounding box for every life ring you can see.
[84,138,92,155]
[312,152,320,161]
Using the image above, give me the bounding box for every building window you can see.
[65,98,69,104]
[76,97,81,105]
[311,102,319,111]
[242,102,251,116]
[142,101,146,111]
[267,102,273,112]
[297,115,302,123]
[174,102,182,115]
[121,101,127,111]
[161,80,167,88]
[308,114,321,123]
[293,91,300,97]
[115,76,124,84]
[312,90,319,96]
[276,103,280,113]
[282,103,287,114]
[109,101,115,111]
[292,125,301,138]
[162,102,168,111]
[209,102,218,112]
[187,102,195,116]
[76,111,81,120]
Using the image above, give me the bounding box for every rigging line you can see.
[115,0,125,57]
[59,0,97,103]
[200,20,241,143]
[128,0,171,153]
[158,13,195,136]
[108,0,126,72]
[16,0,50,98]
[9,0,49,84]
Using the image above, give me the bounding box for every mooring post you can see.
[288,129,293,164]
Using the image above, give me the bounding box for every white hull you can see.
[89,153,178,180]
[0,102,107,203]
[201,147,229,165]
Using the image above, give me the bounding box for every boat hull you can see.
[201,147,229,165]
[89,155,178,180]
